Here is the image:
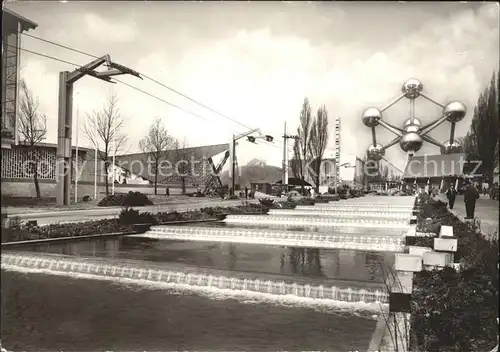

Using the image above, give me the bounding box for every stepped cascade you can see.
[2,253,388,304]
[267,208,411,220]
[134,226,405,252]
[2,195,416,306]
[224,214,410,229]
[302,204,414,211]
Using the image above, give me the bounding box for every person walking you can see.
[445,184,457,209]
[244,186,248,199]
[464,182,480,219]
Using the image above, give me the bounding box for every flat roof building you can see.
[2,8,39,148]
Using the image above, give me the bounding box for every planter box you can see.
[395,253,423,272]
[423,251,453,268]
[408,246,433,257]
[439,225,454,238]
[388,271,414,294]
[433,237,458,252]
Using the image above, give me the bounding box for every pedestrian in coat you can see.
[464,182,480,219]
[446,184,457,209]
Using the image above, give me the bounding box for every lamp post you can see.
[74,102,79,203]
[230,129,273,197]
[56,54,141,206]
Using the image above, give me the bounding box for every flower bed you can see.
[1,219,130,243]
[411,195,499,351]
[1,202,286,244]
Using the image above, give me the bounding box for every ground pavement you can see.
[440,194,499,239]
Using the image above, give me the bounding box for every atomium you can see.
[366,144,385,161]
[399,132,423,153]
[362,78,466,159]
[443,101,467,123]
[402,78,423,99]
[403,118,422,133]
[362,107,382,128]
[441,140,463,154]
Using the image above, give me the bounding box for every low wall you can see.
[1,180,106,199]
[1,179,198,198]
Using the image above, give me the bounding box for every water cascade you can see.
[297,204,414,212]
[1,253,388,304]
[224,214,410,229]
[133,226,405,252]
[268,208,411,220]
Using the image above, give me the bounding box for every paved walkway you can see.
[440,194,499,239]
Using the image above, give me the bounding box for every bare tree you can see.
[139,118,174,195]
[83,93,128,196]
[308,105,329,192]
[293,97,313,193]
[171,138,199,195]
[17,80,47,199]
[468,71,499,186]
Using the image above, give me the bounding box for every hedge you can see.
[411,194,499,351]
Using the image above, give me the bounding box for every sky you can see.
[5,1,499,170]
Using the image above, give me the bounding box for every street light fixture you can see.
[231,129,273,196]
[56,54,141,206]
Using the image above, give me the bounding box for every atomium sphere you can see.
[443,101,466,123]
[440,140,463,154]
[362,107,382,127]
[399,132,423,152]
[403,117,422,133]
[401,78,423,99]
[366,144,385,161]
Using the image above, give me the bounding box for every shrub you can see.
[118,207,157,226]
[98,191,153,207]
[259,198,275,207]
[1,219,129,243]
[413,267,498,352]
[156,211,183,222]
[411,194,499,351]
[316,194,340,202]
[295,198,315,206]
[277,200,296,209]
[199,206,223,216]
[228,195,239,200]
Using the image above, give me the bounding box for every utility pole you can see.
[283,122,287,185]
[282,121,298,191]
[94,142,98,200]
[74,104,79,203]
[56,55,141,206]
[112,116,116,195]
[231,134,236,197]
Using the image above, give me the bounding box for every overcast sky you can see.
[5,1,499,170]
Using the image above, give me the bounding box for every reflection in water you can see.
[228,244,237,271]
[13,236,393,283]
[282,248,325,277]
